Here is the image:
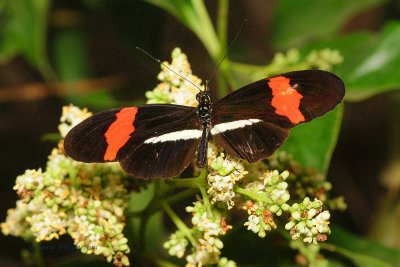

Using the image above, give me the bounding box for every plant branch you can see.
[161,200,196,246]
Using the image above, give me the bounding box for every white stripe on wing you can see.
[144,129,202,144]
[211,119,261,135]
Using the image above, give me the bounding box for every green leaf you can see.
[271,0,388,49]
[52,27,118,109]
[53,28,89,82]
[327,226,400,267]
[0,0,53,80]
[143,0,220,60]
[341,21,400,101]
[279,105,343,173]
[144,212,165,252]
[129,183,155,213]
[66,91,118,111]
[300,21,400,101]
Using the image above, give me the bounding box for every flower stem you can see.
[165,188,199,206]
[161,200,196,246]
[199,186,213,217]
[235,186,272,204]
[170,168,207,188]
[32,241,45,267]
[171,177,204,188]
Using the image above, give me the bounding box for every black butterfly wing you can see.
[211,120,290,163]
[211,70,345,162]
[64,104,201,179]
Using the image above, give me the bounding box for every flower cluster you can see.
[242,170,291,237]
[164,200,235,266]
[163,230,189,258]
[1,106,131,267]
[58,104,92,138]
[207,142,247,209]
[265,48,343,76]
[285,197,331,244]
[185,201,234,267]
[146,47,203,106]
[265,151,347,210]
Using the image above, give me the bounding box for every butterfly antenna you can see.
[207,18,248,86]
[136,46,202,91]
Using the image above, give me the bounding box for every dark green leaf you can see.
[53,28,89,82]
[0,0,53,79]
[145,212,165,252]
[301,21,400,101]
[271,0,388,49]
[66,92,118,111]
[327,226,400,267]
[143,0,220,60]
[279,105,343,173]
[129,183,155,213]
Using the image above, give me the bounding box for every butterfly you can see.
[64,70,345,179]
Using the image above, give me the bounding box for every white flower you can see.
[244,215,260,233]
[312,211,331,233]
[58,105,92,137]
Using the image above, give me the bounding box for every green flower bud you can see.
[281,203,290,211]
[215,238,224,249]
[121,255,130,266]
[270,205,280,214]
[281,170,289,180]
[276,182,288,190]
[292,211,301,221]
[285,221,296,230]
[119,244,130,252]
[296,221,306,231]
[281,192,290,202]
[308,208,317,218]
[258,229,266,238]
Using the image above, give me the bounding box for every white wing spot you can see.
[211,119,262,135]
[144,129,202,144]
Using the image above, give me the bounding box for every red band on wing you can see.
[268,76,305,124]
[104,107,138,161]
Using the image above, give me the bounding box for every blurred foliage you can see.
[270,0,389,49]
[1,0,400,266]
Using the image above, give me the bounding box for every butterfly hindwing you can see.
[64,104,201,179]
[211,70,345,162]
[211,120,289,163]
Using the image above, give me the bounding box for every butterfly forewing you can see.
[211,70,345,162]
[64,108,124,163]
[64,104,201,179]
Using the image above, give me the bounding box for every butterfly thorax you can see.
[196,90,213,126]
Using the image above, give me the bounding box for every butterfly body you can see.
[64,70,345,179]
[195,89,212,168]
